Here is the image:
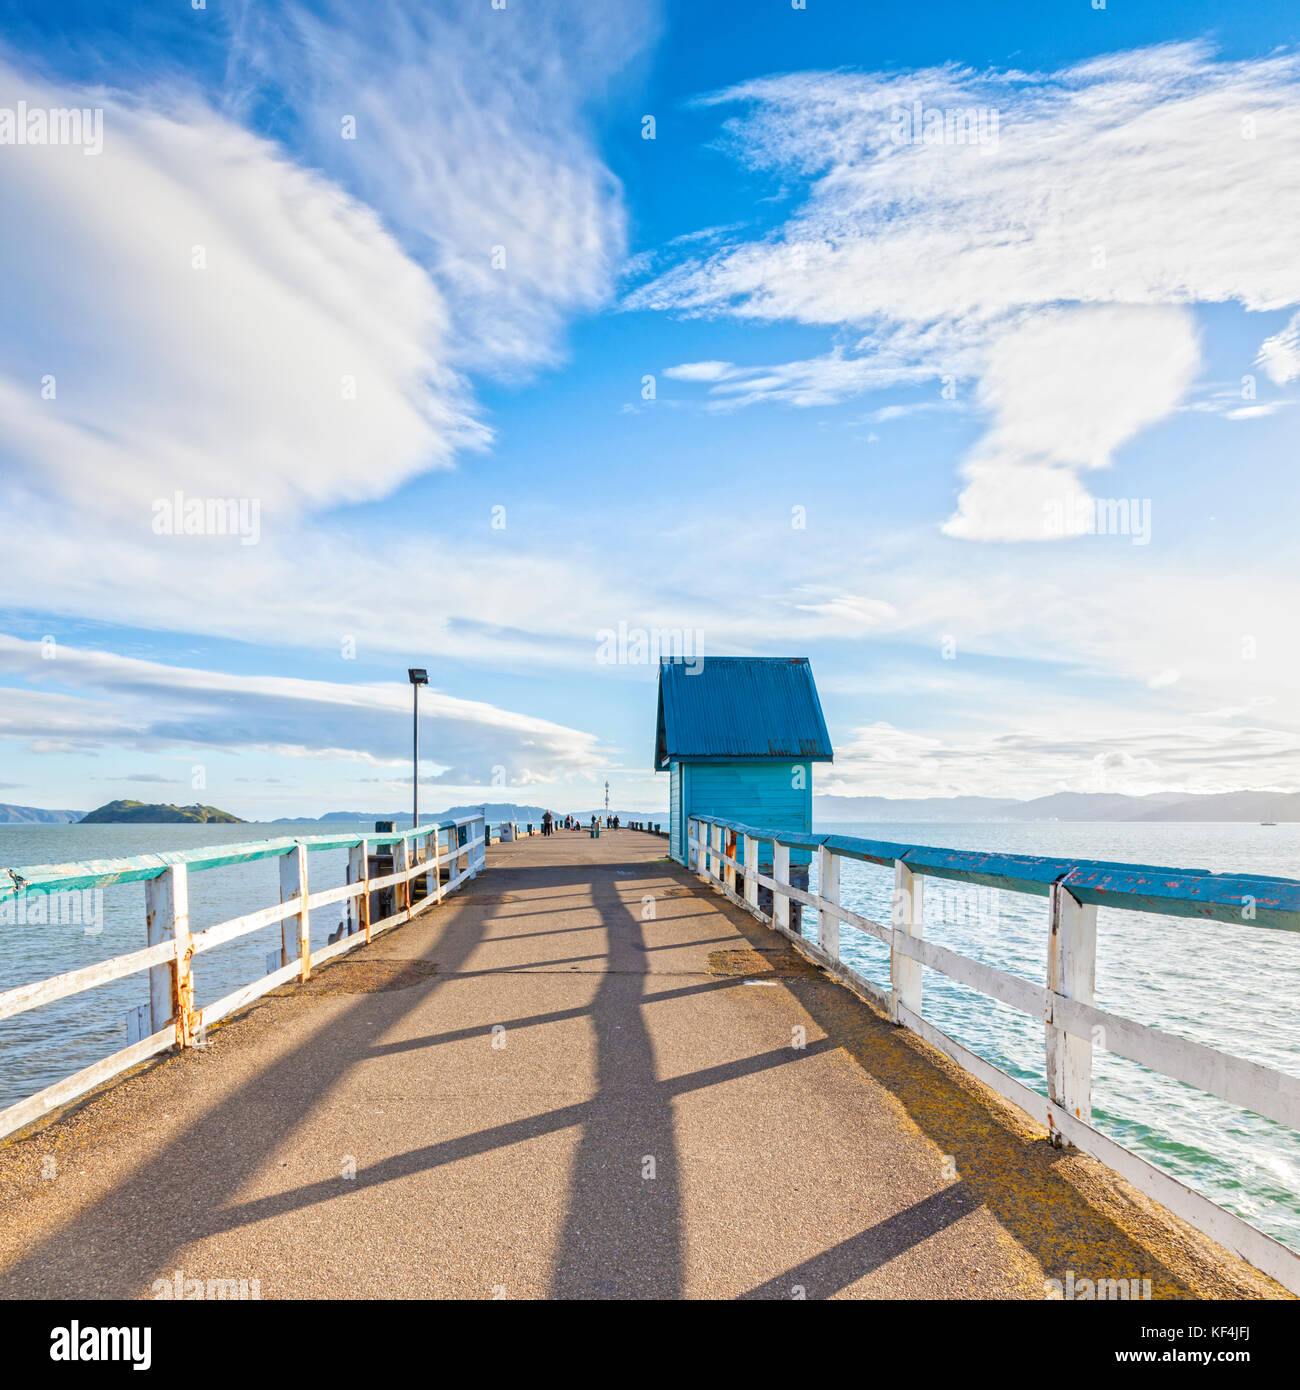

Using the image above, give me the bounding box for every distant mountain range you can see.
[267,803,551,825]
[8,791,1291,831]
[267,803,667,825]
[79,801,245,824]
[0,803,85,824]
[813,791,1300,822]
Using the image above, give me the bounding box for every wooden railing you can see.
[0,815,485,1142]
[687,814,1300,1293]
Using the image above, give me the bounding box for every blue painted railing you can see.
[0,815,486,1142]
[689,815,1300,929]
[687,813,1300,1293]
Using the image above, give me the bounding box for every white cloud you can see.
[630,43,1300,538]
[0,634,604,787]
[0,61,483,521]
[943,305,1200,540]
[662,360,737,382]
[1257,310,1300,384]
[227,0,647,373]
[794,595,898,632]
[0,0,646,571]
[0,8,651,688]
[824,718,1300,800]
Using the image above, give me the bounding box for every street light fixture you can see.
[408,669,428,827]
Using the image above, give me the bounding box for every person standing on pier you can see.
[542,810,553,837]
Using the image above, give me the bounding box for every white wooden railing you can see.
[0,815,485,1142]
[687,814,1300,1293]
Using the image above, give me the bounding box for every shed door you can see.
[669,761,682,862]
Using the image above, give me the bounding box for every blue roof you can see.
[655,657,833,770]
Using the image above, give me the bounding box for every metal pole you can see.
[412,680,419,829]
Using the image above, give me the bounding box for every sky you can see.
[1,0,1299,819]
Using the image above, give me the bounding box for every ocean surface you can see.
[1,818,1298,1254]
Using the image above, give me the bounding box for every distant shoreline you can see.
[1,816,1294,828]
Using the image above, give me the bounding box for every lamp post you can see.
[408,668,428,827]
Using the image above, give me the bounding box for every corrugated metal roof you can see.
[654,657,833,770]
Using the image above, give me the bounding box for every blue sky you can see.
[1,0,1299,818]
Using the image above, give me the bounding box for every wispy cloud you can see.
[226,0,650,373]
[0,634,605,788]
[825,718,1300,800]
[631,43,1300,538]
[1258,310,1300,384]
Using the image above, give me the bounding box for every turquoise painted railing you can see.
[0,815,485,1142]
[688,813,1300,1294]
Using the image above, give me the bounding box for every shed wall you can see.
[671,760,813,866]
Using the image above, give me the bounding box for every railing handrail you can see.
[0,815,487,1143]
[0,814,485,902]
[686,814,1300,929]
[686,812,1300,1294]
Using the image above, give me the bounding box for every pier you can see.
[0,825,1295,1299]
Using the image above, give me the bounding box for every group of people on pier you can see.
[539,811,620,836]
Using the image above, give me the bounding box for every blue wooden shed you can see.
[655,656,834,867]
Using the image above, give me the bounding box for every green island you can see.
[79,800,245,825]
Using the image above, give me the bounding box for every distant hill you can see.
[814,790,1300,823]
[80,801,245,824]
[266,803,668,825]
[267,803,551,825]
[0,803,85,825]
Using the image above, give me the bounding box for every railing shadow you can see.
[0,886,500,1297]
[547,867,683,1298]
[713,905,1225,1298]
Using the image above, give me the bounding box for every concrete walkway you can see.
[0,831,1285,1299]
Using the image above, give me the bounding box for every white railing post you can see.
[711,823,724,884]
[724,827,737,893]
[280,842,310,980]
[1046,882,1098,1141]
[145,863,193,1047]
[693,819,708,880]
[743,833,759,910]
[773,839,791,934]
[890,860,923,1024]
[472,816,484,876]
[394,836,412,917]
[348,838,371,943]
[818,844,840,960]
[432,826,444,903]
